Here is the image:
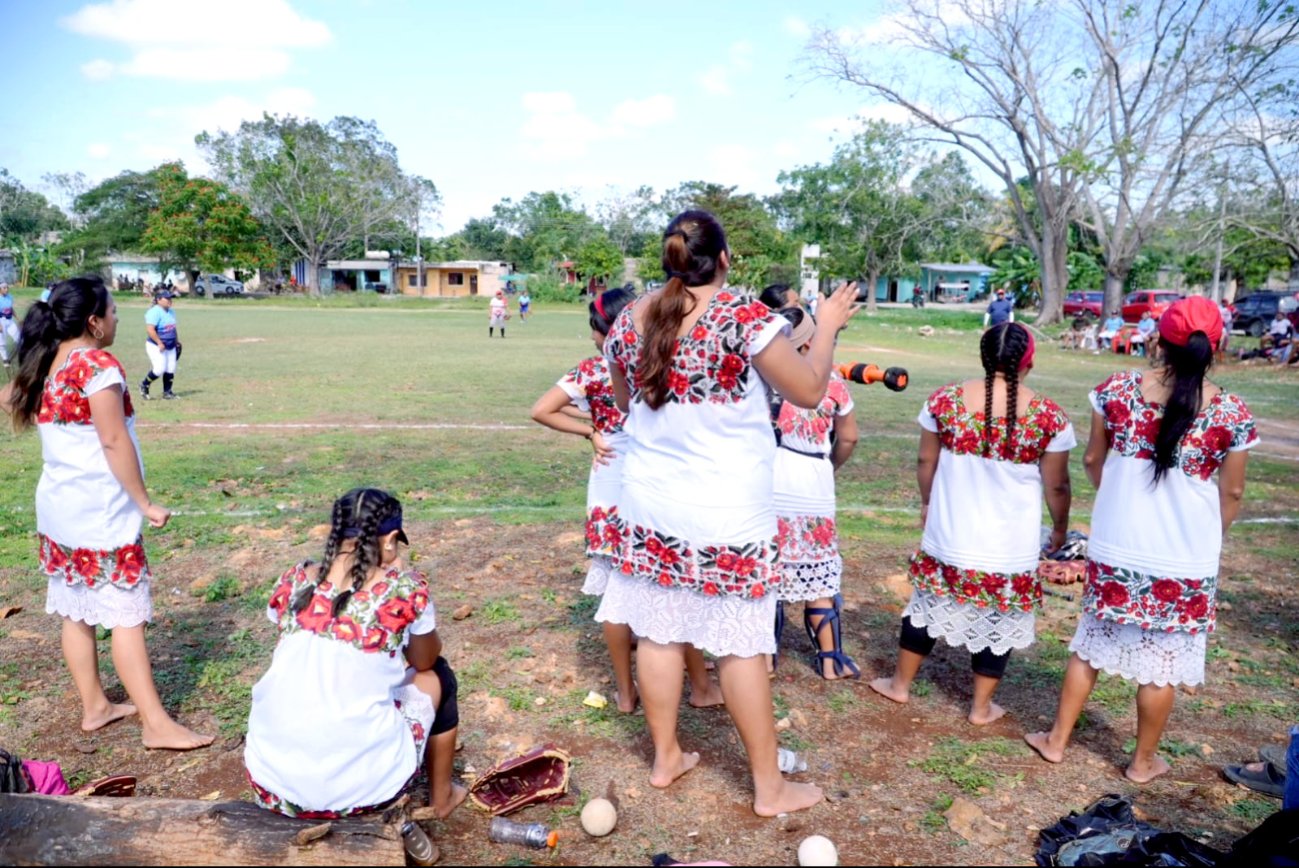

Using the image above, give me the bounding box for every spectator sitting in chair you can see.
[1095,311,1123,354]
[1260,309,1295,364]
[1060,317,1088,351]
[1128,311,1157,357]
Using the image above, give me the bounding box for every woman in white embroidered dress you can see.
[2,277,211,750]
[531,286,722,713]
[599,209,860,817]
[870,323,1075,725]
[1027,296,1256,783]
[771,308,862,679]
[246,488,466,818]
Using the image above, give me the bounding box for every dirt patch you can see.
[1,520,1294,865]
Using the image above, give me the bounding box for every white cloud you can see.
[811,102,919,134]
[784,16,812,38]
[61,0,330,82]
[700,66,732,96]
[840,3,973,45]
[518,92,677,161]
[697,40,754,97]
[86,143,112,159]
[81,58,114,80]
[728,40,754,70]
[773,140,802,159]
[708,144,761,188]
[150,87,318,135]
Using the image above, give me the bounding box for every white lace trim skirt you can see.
[595,569,776,659]
[903,589,1037,656]
[45,577,153,629]
[582,556,614,596]
[776,558,842,602]
[1069,613,1206,687]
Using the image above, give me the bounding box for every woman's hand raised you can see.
[815,281,862,333]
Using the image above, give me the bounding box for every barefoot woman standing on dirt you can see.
[1027,296,1257,783]
[2,277,212,751]
[870,323,1075,725]
[598,210,859,816]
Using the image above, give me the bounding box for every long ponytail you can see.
[639,210,728,409]
[1152,332,1214,485]
[5,277,111,431]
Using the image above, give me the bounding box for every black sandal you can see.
[1223,763,1286,799]
[772,601,786,672]
[803,594,860,680]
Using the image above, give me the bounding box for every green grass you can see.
[1229,799,1278,823]
[920,794,955,833]
[913,737,1026,794]
[201,574,242,603]
[480,598,522,625]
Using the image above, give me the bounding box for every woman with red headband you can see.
[1027,295,1257,783]
[871,322,1075,725]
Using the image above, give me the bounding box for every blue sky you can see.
[1,0,912,233]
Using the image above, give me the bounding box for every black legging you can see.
[899,615,1010,679]
[429,656,459,736]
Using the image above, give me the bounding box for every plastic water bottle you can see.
[1284,725,1299,812]
[777,747,808,774]
[488,816,558,849]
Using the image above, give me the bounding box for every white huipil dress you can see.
[773,372,854,602]
[903,383,1076,656]
[555,356,629,595]
[245,563,438,817]
[1071,370,1257,687]
[596,290,791,658]
[38,347,153,629]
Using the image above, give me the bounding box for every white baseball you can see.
[580,798,617,837]
[798,835,838,866]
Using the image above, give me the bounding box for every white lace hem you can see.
[776,558,841,602]
[903,589,1036,656]
[45,577,153,629]
[582,557,614,596]
[595,570,776,659]
[1069,613,1206,687]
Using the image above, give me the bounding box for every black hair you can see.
[1151,333,1214,485]
[759,284,794,311]
[291,488,404,618]
[5,276,113,432]
[978,323,1032,458]
[588,285,637,336]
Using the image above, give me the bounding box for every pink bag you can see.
[21,760,71,795]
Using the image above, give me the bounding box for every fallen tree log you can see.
[0,794,405,866]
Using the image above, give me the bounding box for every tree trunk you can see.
[1289,257,1299,290]
[0,794,405,866]
[865,267,880,313]
[1102,271,1126,321]
[1034,233,1069,325]
[306,254,322,297]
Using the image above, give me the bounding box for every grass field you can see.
[1,289,1296,865]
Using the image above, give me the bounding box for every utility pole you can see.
[1209,161,1229,303]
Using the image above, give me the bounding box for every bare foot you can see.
[753,780,824,817]
[868,676,909,704]
[649,747,700,788]
[615,688,639,714]
[142,719,214,751]
[432,782,469,819]
[968,702,1007,726]
[82,702,137,732]
[1024,731,1064,764]
[1125,755,1171,784]
[688,682,725,709]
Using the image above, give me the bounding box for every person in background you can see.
[518,289,531,322]
[1129,310,1157,357]
[1060,317,1088,351]
[1217,301,1233,360]
[488,290,509,338]
[1262,309,1295,364]
[984,287,1015,329]
[871,323,1074,724]
[1027,296,1257,783]
[759,284,801,313]
[2,277,212,751]
[141,290,180,400]
[1096,310,1124,353]
[0,283,19,369]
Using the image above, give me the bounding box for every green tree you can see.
[910,152,994,263]
[197,114,418,294]
[0,168,68,244]
[492,191,601,273]
[138,163,273,286]
[59,167,167,264]
[661,182,794,290]
[574,231,625,284]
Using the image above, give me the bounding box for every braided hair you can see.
[978,323,1032,459]
[291,488,403,617]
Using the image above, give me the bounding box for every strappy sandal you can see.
[75,775,137,797]
[804,594,860,680]
[772,601,786,673]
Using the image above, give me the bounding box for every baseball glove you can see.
[468,744,571,815]
[1038,559,1086,586]
[175,342,183,360]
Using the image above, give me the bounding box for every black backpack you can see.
[0,747,31,794]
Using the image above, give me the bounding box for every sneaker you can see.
[140,390,152,401]
[162,392,178,400]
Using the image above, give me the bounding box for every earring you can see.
[384,544,395,551]
[91,328,105,341]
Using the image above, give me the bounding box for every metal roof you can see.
[920,262,995,273]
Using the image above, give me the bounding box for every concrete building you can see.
[392,260,513,297]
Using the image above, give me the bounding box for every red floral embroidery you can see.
[1092,371,1256,481]
[604,291,780,406]
[926,384,1069,464]
[776,373,852,451]
[559,356,626,435]
[614,523,780,599]
[39,533,151,589]
[776,515,840,564]
[272,562,432,655]
[37,347,134,426]
[1082,559,1218,633]
[907,549,1041,613]
[585,504,625,559]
